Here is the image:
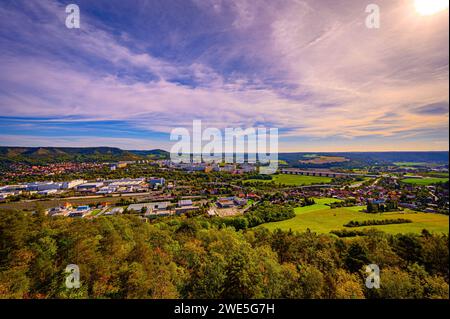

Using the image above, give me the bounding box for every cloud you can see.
[413,101,449,115]
[0,0,448,150]
[0,134,170,150]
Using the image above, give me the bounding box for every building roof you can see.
[175,206,198,211]
[178,199,193,206]
[128,202,170,211]
[78,182,104,188]
[217,199,234,206]
[145,210,172,217]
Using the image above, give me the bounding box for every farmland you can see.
[401,177,449,185]
[394,162,428,167]
[299,155,349,164]
[261,198,449,235]
[244,174,332,186]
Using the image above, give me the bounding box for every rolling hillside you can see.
[278,151,449,168]
[0,147,168,164]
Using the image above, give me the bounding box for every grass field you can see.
[299,155,349,164]
[401,177,448,185]
[261,198,449,235]
[394,162,428,167]
[349,177,373,187]
[90,209,102,216]
[244,174,332,186]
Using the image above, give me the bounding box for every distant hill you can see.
[0,147,446,167]
[129,149,170,159]
[0,147,167,165]
[278,151,449,168]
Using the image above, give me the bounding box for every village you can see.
[1,158,448,220]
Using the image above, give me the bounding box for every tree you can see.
[296,265,324,298]
[0,209,447,299]
[345,242,369,273]
[333,269,364,299]
[373,267,423,299]
[394,234,423,267]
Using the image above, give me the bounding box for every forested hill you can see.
[0,210,448,299]
[1,146,447,166]
[0,147,169,165]
[279,151,449,168]
[129,149,170,159]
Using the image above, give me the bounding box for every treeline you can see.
[0,209,448,299]
[330,229,370,237]
[344,218,412,228]
[328,199,357,209]
[0,147,143,165]
[211,202,295,230]
[246,174,273,180]
[366,200,399,213]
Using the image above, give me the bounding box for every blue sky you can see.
[0,0,448,151]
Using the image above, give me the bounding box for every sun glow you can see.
[414,0,449,16]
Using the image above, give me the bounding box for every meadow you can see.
[394,162,428,167]
[244,174,332,186]
[261,198,449,235]
[400,177,449,185]
[299,155,349,164]
[90,209,102,216]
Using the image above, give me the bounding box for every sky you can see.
[0,0,448,152]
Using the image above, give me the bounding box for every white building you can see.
[62,180,86,189]
[219,164,236,173]
[47,207,71,217]
[0,185,27,192]
[241,164,257,173]
[128,202,171,213]
[0,192,14,200]
[76,182,104,192]
[178,199,193,207]
[105,178,146,187]
[97,186,117,194]
[26,182,64,192]
[105,207,124,215]
[38,189,58,195]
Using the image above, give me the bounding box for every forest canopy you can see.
[0,209,448,299]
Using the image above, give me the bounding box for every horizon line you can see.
[0,145,449,153]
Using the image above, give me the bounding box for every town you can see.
[1,156,448,223]
[0,0,449,302]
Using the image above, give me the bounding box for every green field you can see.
[302,154,318,158]
[401,177,449,185]
[394,162,428,167]
[90,209,102,216]
[349,177,373,187]
[261,198,449,235]
[244,174,332,186]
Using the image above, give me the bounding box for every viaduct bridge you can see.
[280,168,378,178]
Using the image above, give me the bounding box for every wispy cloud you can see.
[0,134,171,150]
[0,0,448,150]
